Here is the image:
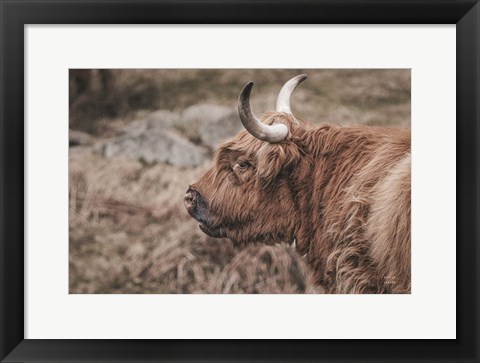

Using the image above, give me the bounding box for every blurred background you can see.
[69,69,410,294]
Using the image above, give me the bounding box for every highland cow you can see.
[184,74,411,294]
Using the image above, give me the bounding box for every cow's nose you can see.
[184,188,198,213]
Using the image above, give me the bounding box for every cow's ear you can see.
[257,142,300,182]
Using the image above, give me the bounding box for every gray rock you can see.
[95,103,243,165]
[69,129,93,146]
[198,111,243,149]
[145,110,180,129]
[98,129,208,167]
[177,103,244,149]
[124,110,180,137]
[176,104,233,144]
[180,104,232,126]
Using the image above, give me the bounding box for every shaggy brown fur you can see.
[188,113,411,294]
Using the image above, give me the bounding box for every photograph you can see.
[69,69,411,294]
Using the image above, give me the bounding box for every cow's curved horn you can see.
[276,74,307,114]
[238,82,288,143]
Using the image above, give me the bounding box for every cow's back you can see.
[367,153,411,293]
[304,125,411,293]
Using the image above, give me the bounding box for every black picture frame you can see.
[1,1,479,362]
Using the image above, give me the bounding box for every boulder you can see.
[176,103,244,149]
[144,109,180,129]
[124,110,180,137]
[180,104,232,126]
[95,103,243,165]
[69,129,93,146]
[97,129,208,167]
[176,104,233,145]
[198,111,243,149]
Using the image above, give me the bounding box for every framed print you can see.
[67,68,412,296]
[1,0,479,362]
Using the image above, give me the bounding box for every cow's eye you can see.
[237,160,250,169]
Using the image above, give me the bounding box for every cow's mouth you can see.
[183,189,225,238]
[198,222,224,238]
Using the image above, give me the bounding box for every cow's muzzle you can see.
[184,187,224,238]
[184,187,201,216]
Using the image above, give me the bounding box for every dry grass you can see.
[69,69,410,294]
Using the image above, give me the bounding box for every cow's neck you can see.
[286,140,326,257]
[287,126,351,283]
